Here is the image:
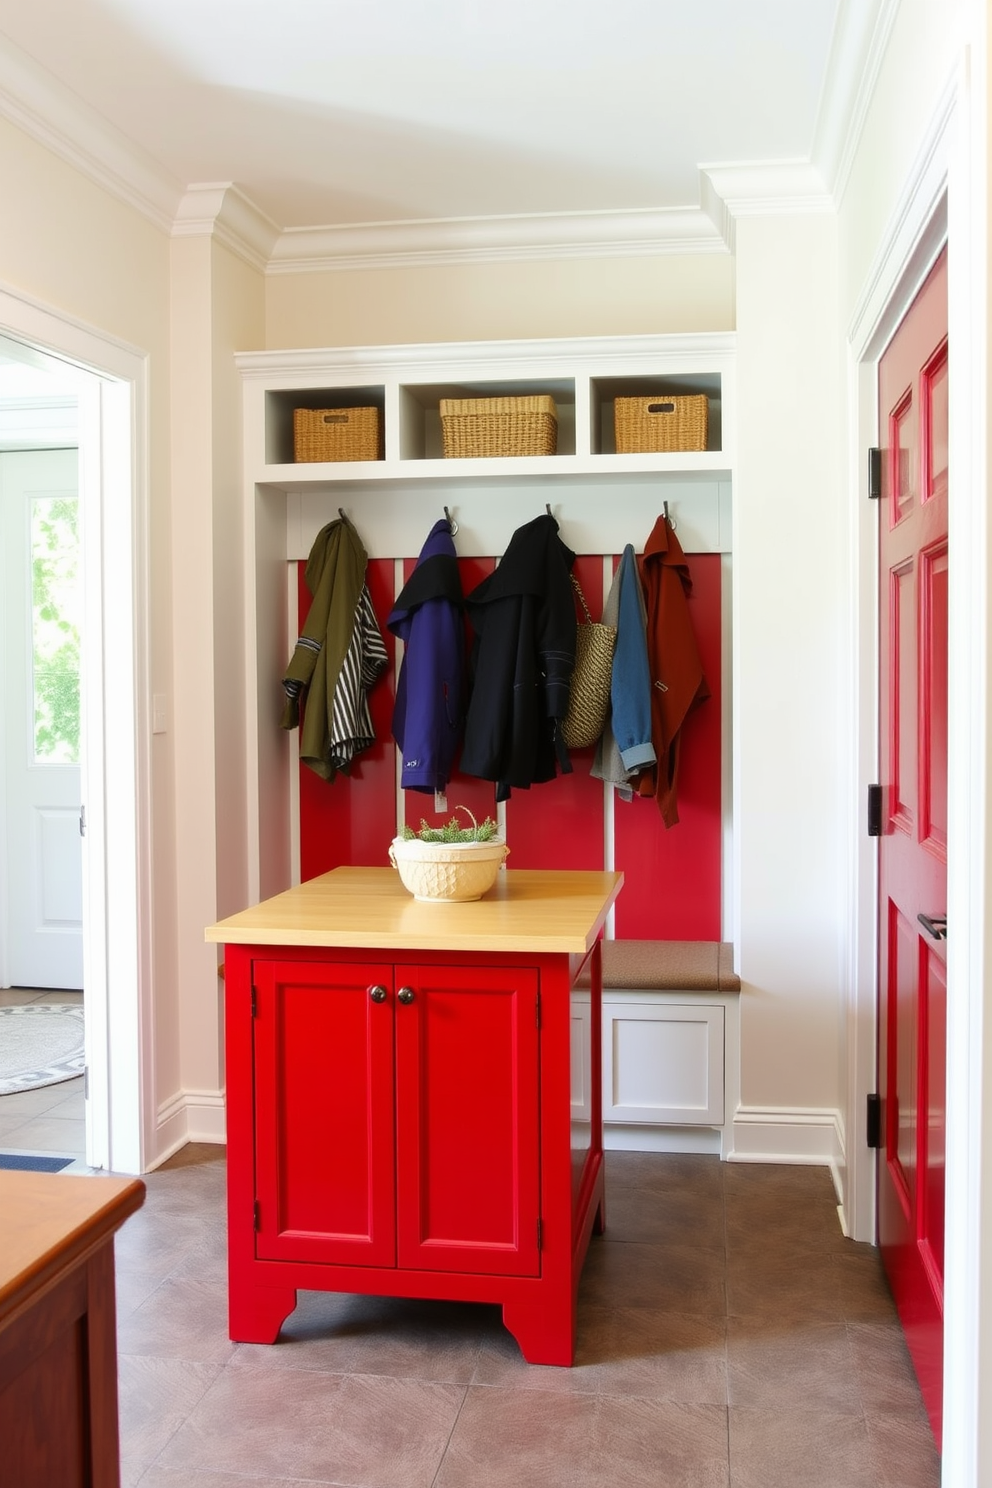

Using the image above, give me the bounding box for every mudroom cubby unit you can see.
[237,331,736,921]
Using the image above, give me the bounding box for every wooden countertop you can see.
[206,866,624,954]
[0,1171,145,1327]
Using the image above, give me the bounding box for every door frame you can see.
[848,59,992,1479]
[0,281,152,1176]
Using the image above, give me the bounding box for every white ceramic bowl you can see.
[388,837,509,902]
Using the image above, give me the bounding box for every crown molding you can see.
[265,206,728,274]
[702,160,834,220]
[0,11,888,274]
[811,0,900,207]
[0,33,181,233]
[173,184,280,274]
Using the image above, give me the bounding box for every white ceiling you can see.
[0,0,868,254]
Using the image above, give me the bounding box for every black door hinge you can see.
[867,784,883,837]
[535,991,541,1030]
[251,981,258,1017]
[253,1200,261,1231]
[537,1218,542,1251]
[866,1093,882,1149]
[868,446,881,500]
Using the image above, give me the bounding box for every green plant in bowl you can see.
[400,806,499,844]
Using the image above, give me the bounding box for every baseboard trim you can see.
[149,1087,226,1169]
[604,1125,723,1155]
[730,1104,845,1192]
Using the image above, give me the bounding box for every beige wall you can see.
[265,251,735,349]
[0,113,183,1159]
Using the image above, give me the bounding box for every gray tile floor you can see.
[1,987,942,1487]
[114,1154,940,1487]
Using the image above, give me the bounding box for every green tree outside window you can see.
[31,494,80,764]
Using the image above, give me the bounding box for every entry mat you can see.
[0,1152,74,1173]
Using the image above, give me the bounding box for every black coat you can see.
[461,513,576,801]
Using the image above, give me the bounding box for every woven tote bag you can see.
[561,574,617,750]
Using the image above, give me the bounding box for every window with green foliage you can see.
[31,494,80,764]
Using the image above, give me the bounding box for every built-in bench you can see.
[578,939,740,994]
[574,939,741,1156]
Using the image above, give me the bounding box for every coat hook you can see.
[663,500,676,530]
[546,503,554,517]
[444,505,458,535]
[338,507,347,520]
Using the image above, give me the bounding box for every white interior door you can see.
[1,447,83,989]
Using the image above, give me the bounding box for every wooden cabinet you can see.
[209,866,623,1365]
[251,958,540,1276]
[0,1170,145,1488]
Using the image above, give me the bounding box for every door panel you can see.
[920,544,948,850]
[877,246,947,1448]
[1,448,82,989]
[253,959,396,1266]
[394,963,540,1276]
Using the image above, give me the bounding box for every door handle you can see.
[368,985,388,1003]
[917,913,947,941]
[397,986,415,1005]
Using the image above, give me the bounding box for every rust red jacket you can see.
[635,513,710,826]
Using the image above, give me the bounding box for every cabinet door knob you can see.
[397,986,415,1005]
[368,985,388,1003]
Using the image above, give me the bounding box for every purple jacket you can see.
[387,518,466,793]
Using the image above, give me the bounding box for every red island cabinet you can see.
[207,866,623,1365]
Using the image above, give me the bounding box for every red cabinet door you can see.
[394,964,541,1276]
[252,959,397,1267]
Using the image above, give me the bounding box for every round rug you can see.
[0,1004,85,1096]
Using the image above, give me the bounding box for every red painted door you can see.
[877,246,948,1447]
[394,963,540,1276]
[252,959,397,1267]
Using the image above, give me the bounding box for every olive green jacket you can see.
[281,514,376,780]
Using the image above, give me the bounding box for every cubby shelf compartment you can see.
[590,372,722,454]
[400,378,576,460]
[265,385,387,465]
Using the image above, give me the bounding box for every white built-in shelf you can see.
[238,333,735,559]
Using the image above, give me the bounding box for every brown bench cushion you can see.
[577,940,740,993]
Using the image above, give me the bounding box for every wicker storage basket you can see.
[293,406,381,462]
[614,394,708,454]
[439,395,557,458]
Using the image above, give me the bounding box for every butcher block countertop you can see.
[206,866,624,955]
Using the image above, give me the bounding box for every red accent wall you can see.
[612,553,722,941]
[296,547,723,940]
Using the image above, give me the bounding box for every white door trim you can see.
[0,281,152,1176]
